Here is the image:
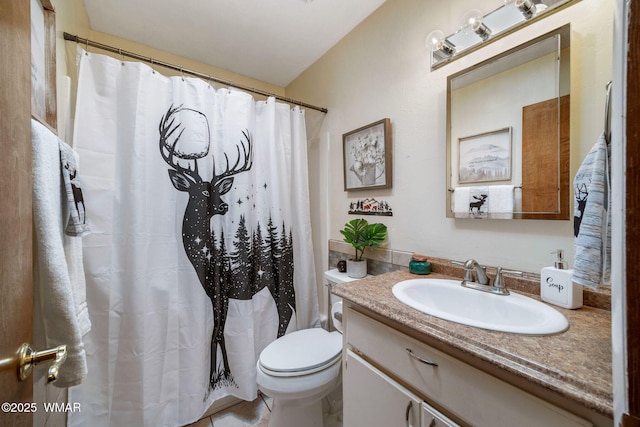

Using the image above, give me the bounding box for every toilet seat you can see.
[259,328,342,377]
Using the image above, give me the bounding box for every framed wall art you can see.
[343,118,392,191]
[458,127,511,184]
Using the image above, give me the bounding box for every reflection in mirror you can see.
[446,25,570,220]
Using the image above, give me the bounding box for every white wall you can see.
[287,0,613,289]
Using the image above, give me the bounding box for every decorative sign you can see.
[348,198,393,216]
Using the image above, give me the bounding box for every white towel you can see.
[488,185,514,219]
[453,187,470,217]
[453,186,489,218]
[572,132,611,288]
[31,119,91,387]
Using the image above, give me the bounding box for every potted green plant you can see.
[340,218,388,278]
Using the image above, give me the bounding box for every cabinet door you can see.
[421,402,459,427]
[344,350,421,427]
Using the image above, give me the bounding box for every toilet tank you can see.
[324,269,367,332]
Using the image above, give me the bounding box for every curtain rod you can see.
[63,32,328,114]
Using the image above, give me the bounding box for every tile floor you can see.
[185,390,343,427]
[186,395,271,427]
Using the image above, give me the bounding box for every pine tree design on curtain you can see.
[158,105,296,391]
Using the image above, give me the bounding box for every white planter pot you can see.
[346,259,367,279]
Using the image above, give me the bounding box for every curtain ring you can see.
[150,57,155,74]
[84,38,89,55]
[119,48,125,66]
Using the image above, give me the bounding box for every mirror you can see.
[446,25,570,220]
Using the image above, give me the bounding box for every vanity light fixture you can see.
[426,30,456,58]
[463,9,492,41]
[427,0,576,70]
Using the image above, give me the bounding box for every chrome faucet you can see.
[463,259,490,285]
[455,259,522,296]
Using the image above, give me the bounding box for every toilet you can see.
[256,269,357,427]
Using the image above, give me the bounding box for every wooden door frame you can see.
[624,0,640,424]
[0,0,34,426]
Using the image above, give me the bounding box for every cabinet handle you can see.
[405,401,413,427]
[406,348,438,367]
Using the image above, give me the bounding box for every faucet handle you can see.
[451,260,474,282]
[493,267,523,294]
[501,268,523,277]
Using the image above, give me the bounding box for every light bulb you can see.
[515,0,536,19]
[462,9,491,40]
[426,30,455,57]
[507,0,548,15]
[534,0,548,13]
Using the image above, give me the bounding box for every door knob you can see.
[17,343,67,383]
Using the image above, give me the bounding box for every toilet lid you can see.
[259,328,342,375]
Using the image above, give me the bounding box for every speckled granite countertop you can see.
[332,269,613,418]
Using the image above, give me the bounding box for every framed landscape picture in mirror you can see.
[458,127,512,184]
[343,118,392,191]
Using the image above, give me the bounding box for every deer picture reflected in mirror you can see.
[446,25,570,220]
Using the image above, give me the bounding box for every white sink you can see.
[392,278,569,335]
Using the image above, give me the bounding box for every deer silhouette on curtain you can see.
[158,105,296,390]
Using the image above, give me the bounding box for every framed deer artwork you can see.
[343,118,392,191]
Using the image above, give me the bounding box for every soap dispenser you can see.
[540,250,583,309]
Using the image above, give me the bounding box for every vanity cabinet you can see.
[343,306,593,427]
[344,350,456,427]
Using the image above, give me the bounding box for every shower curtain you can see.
[68,49,320,427]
